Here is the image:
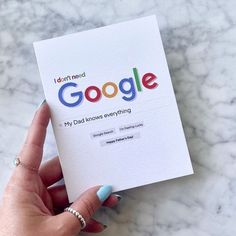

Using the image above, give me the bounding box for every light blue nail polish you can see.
[97,185,112,202]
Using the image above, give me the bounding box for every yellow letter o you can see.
[102,82,118,98]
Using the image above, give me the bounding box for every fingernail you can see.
[37,99,46,110]
[97,185,112,202]
[114,194,122,201]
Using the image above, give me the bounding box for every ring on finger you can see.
[14,157,38,172]
[64,207,86,229]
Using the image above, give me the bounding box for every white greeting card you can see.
[34,15,193,202]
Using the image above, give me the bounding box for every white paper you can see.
[34,15,193,202]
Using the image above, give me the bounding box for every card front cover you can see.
[34,15,193,202]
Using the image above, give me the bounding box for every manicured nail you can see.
[37,99,46,110]
[114,194,122,201]
[97,185,112,202]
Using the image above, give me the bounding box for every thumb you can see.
[51,185,112,235]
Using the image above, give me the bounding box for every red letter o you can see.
[85,86,101,102]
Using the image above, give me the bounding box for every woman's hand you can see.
[0,101,120,236]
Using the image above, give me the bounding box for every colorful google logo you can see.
[58,67,158,107]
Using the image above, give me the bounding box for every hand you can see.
[0,101,120,236]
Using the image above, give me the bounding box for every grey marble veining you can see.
[1,0,236,235]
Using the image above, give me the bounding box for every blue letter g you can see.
[58,82,83,107]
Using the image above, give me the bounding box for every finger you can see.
[25,100,49,148]
[52,185,112,235]
[103,194,122,208]
[19,100,50,169]
[49,184,120,210]
[82,218,107,233]
[39,156,62,187]
[48,185,69,209]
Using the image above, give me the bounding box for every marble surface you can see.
[1,0,236,235]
